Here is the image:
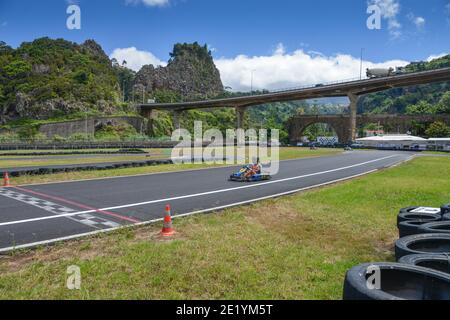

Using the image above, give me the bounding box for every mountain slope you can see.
[0,38,121,124]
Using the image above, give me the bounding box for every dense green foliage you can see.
[0,38,121,124]
[112,58,136,103]
[94,122,145,141]
[425,121,450,138]
[169,42,212,62]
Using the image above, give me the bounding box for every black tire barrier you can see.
[0,157,234,177]
[418,221,450,235]
[0,142,177,151]
[443,214,450,221]
[398,220,431,238]
[442,204,450,215]
[399,206,420,213]
[0,150,149,157]
[343,262,450,300]
[399,206,442,215]
[398,254,450,274]
[395,234,450,260]
[397,212,441,226]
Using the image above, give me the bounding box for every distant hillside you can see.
[358,55,450,115]
[0,38,123,125]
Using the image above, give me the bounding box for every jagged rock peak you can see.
[135,42,224,99]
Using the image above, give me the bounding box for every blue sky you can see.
[0,0,449,90]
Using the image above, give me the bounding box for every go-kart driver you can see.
[244,158,262,178]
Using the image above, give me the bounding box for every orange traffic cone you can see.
[3,172,10,187]
[161,204,176,237]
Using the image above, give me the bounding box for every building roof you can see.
[356,135,427,142]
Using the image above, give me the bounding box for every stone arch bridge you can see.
[287,114,450,144]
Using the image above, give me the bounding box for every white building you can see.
[427,138,450,151]
[355,135,450,151]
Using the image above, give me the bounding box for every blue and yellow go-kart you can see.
[228,165,272,182]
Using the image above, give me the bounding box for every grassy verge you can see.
[5,147,342,185]
[0,156,448,299]
[423,151,450,155]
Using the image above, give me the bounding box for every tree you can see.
[405,100,436,115]
[0,41,12,54]
[4,60,31,78]
[114,64,136,102]
[425,121,450,138]
[436,91,450,114]
[73,70,89,84]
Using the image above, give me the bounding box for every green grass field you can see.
[0,156,448,299]
[5,147,342,185]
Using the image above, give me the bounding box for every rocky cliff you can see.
[134,42,223,100]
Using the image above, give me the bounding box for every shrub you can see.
[52,134,67,143]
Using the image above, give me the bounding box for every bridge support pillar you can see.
[348,92,359,143]
[143,109,157,137]
[173,110,183,130]
[236,106,247,129]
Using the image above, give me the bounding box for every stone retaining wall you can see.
[0,116,146,138]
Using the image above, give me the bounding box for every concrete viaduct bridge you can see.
[138,67,450,142]
[287,114,450,145]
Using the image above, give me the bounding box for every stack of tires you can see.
[343,203,450,300]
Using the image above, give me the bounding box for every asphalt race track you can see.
[0,150,414,252]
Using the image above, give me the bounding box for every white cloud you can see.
[215,45,409,92]
[426,53,448,62]
[206,44,217,53]
[125,0,169,7]
[110,47,166,71]
[273,43,286,55]
[368,0,402,39]
[407,13,425,29]
[413,16,425,28]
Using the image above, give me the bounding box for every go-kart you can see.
[228,165,272,182]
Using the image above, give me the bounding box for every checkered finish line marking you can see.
[13,186,140,223]
[0,188,120,230]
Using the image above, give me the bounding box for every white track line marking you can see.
[0,155,399,228]
[0,168,383,253]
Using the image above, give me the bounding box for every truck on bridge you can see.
[366,67,406,78]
